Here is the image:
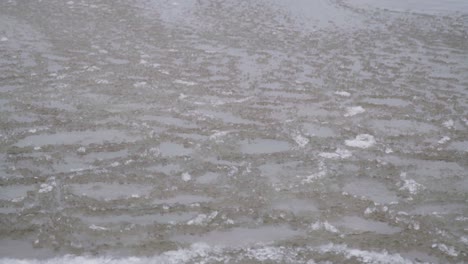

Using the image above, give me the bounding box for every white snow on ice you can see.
[334,91,351,97]
[344,106,365,117]
[293,134,309,147]
[344,134,376,149]
[319,148,352,159]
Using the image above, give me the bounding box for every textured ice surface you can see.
[240,139,291,154]
[1,0,467,263]
[343,179,398,204]
[14,130,138,147]
[172,226,301,247]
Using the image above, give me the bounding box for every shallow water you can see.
[1,0,467,263]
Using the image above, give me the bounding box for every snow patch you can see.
[443,119,454,129]
[245,246,291,262]
[399,172,425,195]
[460,236,468,245]
[89,224,108,231]
[174,80,196,86]
[432,243,458,257]
[364,207,378,215]
[133,81,147,88]
[38,178,56,193]
[334,91,351,97]
[345,134,376,149]
[438,136,450,144]
[319,148,352,159]
[317,243,414,264]
[302,161,327,183]
[0,243,419,264]
[187,211,218,225]
[95,79,110,84]
[310,221,339,233]
[181,172,192,182]
[85,65,100,72]
[344,106,365,117]
[209,130,230,142]
[293,134,309,147]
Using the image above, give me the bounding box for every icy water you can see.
[0,0,467,263]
